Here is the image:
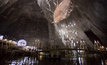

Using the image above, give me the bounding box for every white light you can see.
[94,40,97,43]
[71,25,73,27]
[78,57,82,64]
[4,39,7,41]
[63,32,65,34]
[76,41,79,43]
[67,35,68,38]
[74,43,76,46]
[13,41,17,44]
[73,38,75,40]
[71,37,73,39]
[0,35,3,40]
[9,40,12,42]
[25,46,37,51]
[72,31,74,33]
[62,25,65,27]
[98,49,100,50]
[80,40,82,43]
[78,50,79,52]
[101,59,104,65]
[83,41,85,43]
[71,40,73,43]
[69,38,71,40]
[12,41,15,42]
[74,23,76,26]
[17,39,27,46]
[68,25,70,27]
[75,32,77,35]
[106,47,107,50]
[80,50,84,52]
[38,49,42,51]
[66,26,68,28]
[97,41,100,43]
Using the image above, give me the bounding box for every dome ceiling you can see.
[0,0,49,47]
[0,0,107,48]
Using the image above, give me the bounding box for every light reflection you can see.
[0,35,3,40]
[9,57,38,65]
[78,57,84,65]
[76,41,79,43]
[74,23,76,26]
[71,40,73,43]
[6,55,87,65]
[74,43,76,46]
[101,59,104,65]
[39,56,43,60]
[66,26,68,28]
[105,60,107,65]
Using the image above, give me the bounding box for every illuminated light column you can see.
[79,40,86,49]
[5,40,7,54]
[0,35,3,40]
[74,43,76,48]
[66,39,71,48]
[94,40,97,51]
[9,40,12,51]
[94,40,99,51]
[97,40,101,50]
[83,40,87,49]
[35,39,40,49]
[70,39,74,49]
[76,41,79,49]
[37,39,39,48]
[50,39,55,49]
[35,40,37,48]
[0,35,4,46]
[80,40,83,49]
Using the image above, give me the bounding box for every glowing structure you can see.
[4,39,7,41]
[35,39,40,48]
[17,39,27,46]
[54,0,73,23]
[0,35,3,40]
[94,40,101,51]
[23,46,37,51]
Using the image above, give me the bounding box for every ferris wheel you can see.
[17,39,27,46]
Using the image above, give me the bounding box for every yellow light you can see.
[40,52,43,55]
[101,46,104,49]
[105,60,107,65]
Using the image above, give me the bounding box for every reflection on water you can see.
[105,60,107,65]
[5,57,39,65]
[1,55,106,65]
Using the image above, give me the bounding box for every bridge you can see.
[0,39,107,57]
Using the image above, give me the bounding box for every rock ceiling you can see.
[0,0,107,47]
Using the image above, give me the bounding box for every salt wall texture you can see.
[0,0,49,47]
[0,0,107,48]
[37,0,107,48]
